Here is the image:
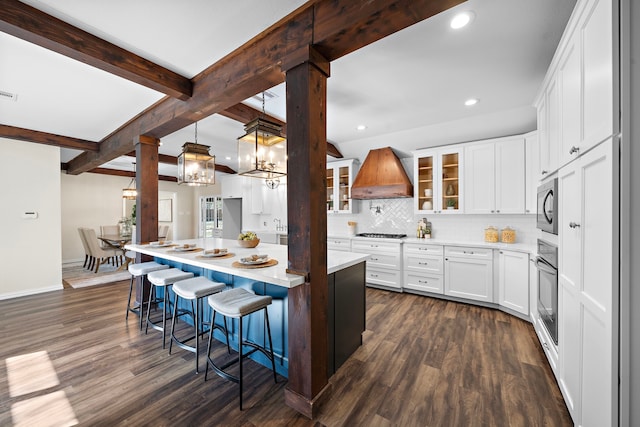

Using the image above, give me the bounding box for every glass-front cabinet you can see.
[413,147,463,214]
[326,159,358,214]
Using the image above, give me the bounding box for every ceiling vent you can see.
[0,90,18,102]
[251,90,277,103]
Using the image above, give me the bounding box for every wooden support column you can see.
[283,46,331,418]
[134,135,160,305]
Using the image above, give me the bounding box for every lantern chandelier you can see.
[177,121,216,186]
[122,162,137,200]
[237,92,287,181]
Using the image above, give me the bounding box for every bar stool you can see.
[126,261,170,328]
[205,287,277,410]
[145,268,194,348]
[169,276,229,373]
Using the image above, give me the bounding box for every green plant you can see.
[447,199,456,208]
[131,204,136,225]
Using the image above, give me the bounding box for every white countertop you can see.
[328,234,536,255]
[125,238,368,288]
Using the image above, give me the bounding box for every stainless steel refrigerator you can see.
[222,198,242,239]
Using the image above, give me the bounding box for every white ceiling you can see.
[0,0,576,177]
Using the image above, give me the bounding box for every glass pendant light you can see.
[178,122,216,186]
[237,92,287,179]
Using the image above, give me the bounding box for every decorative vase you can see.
[422,201,432,210]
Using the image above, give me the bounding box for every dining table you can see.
[98,234,132,270]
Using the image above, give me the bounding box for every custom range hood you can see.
[351,147,413,199]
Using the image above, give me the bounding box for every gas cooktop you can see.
[356,233,407,239]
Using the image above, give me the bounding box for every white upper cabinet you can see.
[413,147,463,214]
[559,31,582,164]
[250,178,270,214]
[465,136,525,214]
[581,0,614,148]
[535,0,616,175]
[525,131,540,214]
[221,175,246,199]
[326,159,358,214]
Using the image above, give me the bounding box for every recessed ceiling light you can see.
[356,125,367,131]
[450,11,474,29]
[464,98,479,106]
[225,156,231,160]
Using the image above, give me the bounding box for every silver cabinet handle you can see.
[418,262,429,265]
[491,210,495,213]
[370,273,378,278]
[418,280,429,284]
[569,222,581,228]
[543,342,550,350]
[569,146,580,154]
[370,257,378,261]
[496,210,500,213]
[541,170,548,175]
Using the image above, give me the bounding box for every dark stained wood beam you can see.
[124,151,237,174]
[284,45,331,418]
[312,0,465,60]
[0,124,98,151]
[326,141,342,158]
[219,103,286,132]
[82,167,177,183]
[65,0,463,175]
[219,103,343,158]
[0,0,192,100]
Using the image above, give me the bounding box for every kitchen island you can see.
[125,238,368,377]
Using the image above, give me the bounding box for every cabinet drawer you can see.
[404,272,443,294]
[404,243,443,256]
[365,252,401,270]
[352,240,401,254]
[444,246,493,259]
[327,238,351,252]
[365,268,402,289]
[404,254,443,274]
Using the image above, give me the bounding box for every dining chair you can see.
[77,227,94,270]
[82,228,121,273]
[158,225,169,240]
[100,224,120,241]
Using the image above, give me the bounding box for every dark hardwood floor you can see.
[0,280,571,426]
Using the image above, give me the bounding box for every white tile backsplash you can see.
[327,198,537,245]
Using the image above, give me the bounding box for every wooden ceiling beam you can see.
[61,0,463,175]
[0,124,98,151]
[59,165,178,182]
[0,0,192,100]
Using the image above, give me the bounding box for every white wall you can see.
[0,138,62,299]
[61,172,198,264]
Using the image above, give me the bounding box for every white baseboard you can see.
[0,284,64,300]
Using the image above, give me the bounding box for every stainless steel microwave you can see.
[537,178,558,235]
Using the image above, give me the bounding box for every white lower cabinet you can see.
[327,237,351,252]
[557,138,615,426]
[351,240,402,291]
[498,250,529,316]
[403,243,444,294]
[444,246,494,303]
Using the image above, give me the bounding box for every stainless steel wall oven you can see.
[536,239,558,345]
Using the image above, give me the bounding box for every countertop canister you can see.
[484,226,498,243]
[501,226,516,243]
